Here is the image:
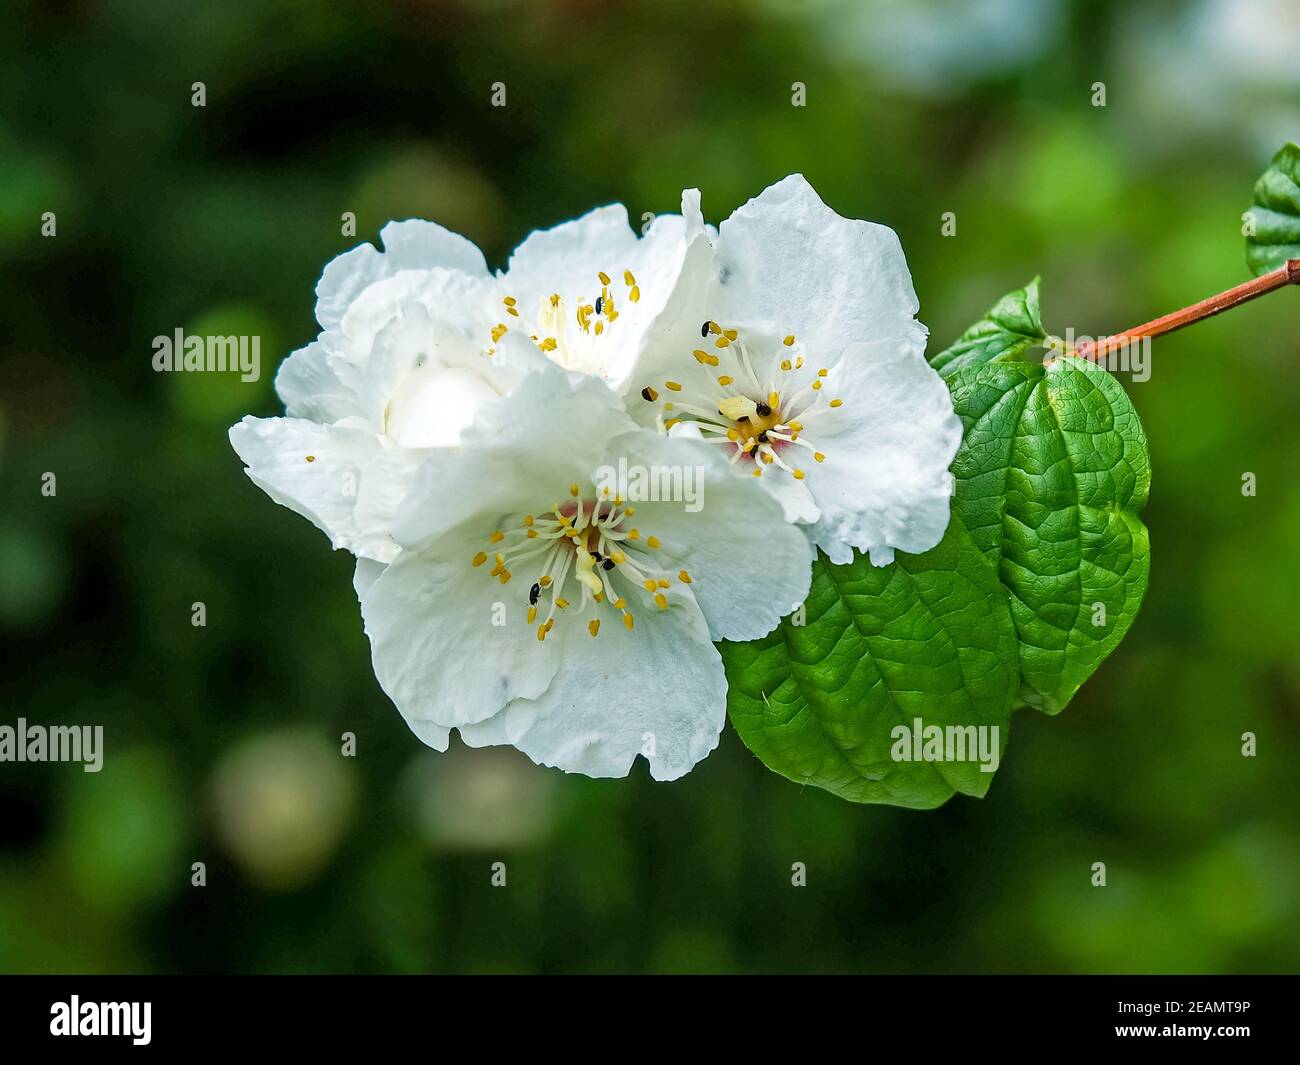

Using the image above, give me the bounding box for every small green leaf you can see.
[1245,142,1300,277]
[720,514,1019,809]
[946,358,1151,713]
[928,277,1046,378]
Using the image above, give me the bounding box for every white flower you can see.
[230,202,702,562]
[628,175,962,566]
[354,362,813,780]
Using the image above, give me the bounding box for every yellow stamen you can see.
[624,612,635,630]
[783,334,795,346]
[678,569,691,583]
[654,593,668,610]
[829,398,844,408]
[472,552,487,567]
[646,536,661,549]
[589,619,600,637]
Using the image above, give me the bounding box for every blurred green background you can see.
[2,0,1298,974]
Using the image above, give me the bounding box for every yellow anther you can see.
[628,529,639,540]
[506,307,520,317]
[726,428,739,441]
[646,536,661,549]
[707,321,721,334]
[657,578,669,588]
[555,598,569,609]
[524,515,534,526]
[654,593,668,610]
[812,380,823,390]
[527,606,537,624]
[624,612,635,630]
[718,374,734,386]
[614,597,628,609]
[752,468,762,477]
[472,551,487,567]
[795,356,804,368]
[628,285,640,303]
[789,421,804,431]
[818,368,828,377]
[624,270,636,286]
[588,619,601,637]
[715,336,731,348]
[540,576,553,588]
[549,293,560,307]
[540,337,557,351]
[491,323,508,342]
[724,329,738,341]
[793,469,805,480]
[611,551,626,564]
[814,451,826,463]
[527,529,538,539]
[490,531,504,544]
[783,334,795,346]
[598,271,611,285]
[664,418,681,429]
[595,321,604,335]
[780,359,792,371]
[678,569,692,583]
[768,391,780,408]
[829,398,844,408]
[665,380,683,392]
[569,483,580,496]
[643,579,657,592]
[503,296,517,306]
[537,624,547,642]
[499,569,511,584]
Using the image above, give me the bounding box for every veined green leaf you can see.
[946,358,1151,712]
[928,277,1046,378]
[720,514,1019,808]
[1245,142,1300,277]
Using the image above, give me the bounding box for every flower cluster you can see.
[229,176,962,780]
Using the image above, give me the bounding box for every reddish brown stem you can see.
[1068,258,1300,363]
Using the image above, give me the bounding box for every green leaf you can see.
[928,277,1046,378]
[720,513,1020,809]
[1245,142,1300,277]
[946,358,1151,713]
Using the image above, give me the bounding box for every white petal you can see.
[802,336,961,565]
[600,429,813,641]
[274,335,358,424]
[315,221,488,332]
[714,174,924,360]
[504,205,641,303]
[473,592,726,780]
[339,267,501,352]
[393,365,637,551]
[228,416,415,562]
[502,199,703,389]
[359,542,561,730]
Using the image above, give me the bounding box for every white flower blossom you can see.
[629,175,962,565]
[229,199,702,561]
[354,363,813,780]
